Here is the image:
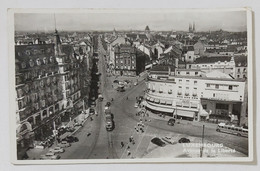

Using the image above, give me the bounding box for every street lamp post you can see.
[200,125,205,157]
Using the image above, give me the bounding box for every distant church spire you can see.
[193,22,196,32]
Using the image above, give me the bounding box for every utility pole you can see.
[200,125,205,157]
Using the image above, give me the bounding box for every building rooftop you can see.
[194,56,232,64]
[150,65,175,72]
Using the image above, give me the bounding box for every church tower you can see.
[193,22,196,32]
[145,25,150,34]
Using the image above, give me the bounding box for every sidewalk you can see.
[26,112,91,160]
[145,109,218,130]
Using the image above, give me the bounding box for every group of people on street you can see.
[120,135,136,157]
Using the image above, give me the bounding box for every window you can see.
[216,103,229,110]
[195,72,198,75]
[202,104,207,109]
[178,72,180,75]
[207,84,210,87]
[228,85,233,90]
[237,75,240,78]
[179,79,182,84]
[186,72,190,75]
[213,93,215,97]
[238,68,240,73]
[186,80,190,85]
[29,59,34,67]
[194,81,197,85]
[21,62,26,69]
[36,58,41,66]
[215,84,219,89]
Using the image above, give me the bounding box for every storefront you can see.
[201,98,242,123]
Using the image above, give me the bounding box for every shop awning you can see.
[200,109,209,117]
[166,101,172,105]
[150,97,154,102]
[146,102,174,113]
[146,97,150,101]
[154,99,160,103]
[160,100,166,104]
[176,110,195,118]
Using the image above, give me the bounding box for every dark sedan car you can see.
[151,137,166,147]
[62,136,79,143]
[178,137,190,143]
[167,118,176,126]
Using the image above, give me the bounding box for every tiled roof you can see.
[150,65,175,72]
[195,56,231,64]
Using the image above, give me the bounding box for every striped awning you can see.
[160,100,166,104]
[146,102,174,113]
[176,110,195,118]
[154,99,160,103]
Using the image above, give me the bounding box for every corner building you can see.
[15,30,85,159]
[144,68,246,124]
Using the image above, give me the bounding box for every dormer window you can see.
[29,59,34,67]
[43,57,48,64]
[36,58,41,66]
[21,62,26,69]
[50,56,54,63]
[26,50,31,55]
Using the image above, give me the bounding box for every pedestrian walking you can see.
[129,137,132,143]
[127,146,130,149]
[121,141,124,148]
[132,140,135,145]
[127,150,131,156]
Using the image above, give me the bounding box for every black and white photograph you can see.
[8,8,254,164]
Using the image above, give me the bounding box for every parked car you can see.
[62,136,79,143]
[40,152,61,160]
[90,108,95,115]
[113,80,119,83]
[151,137,166,147]
[134,103,139,108]
[49,147,65,153]
[162,136,176,144]
[178,137,190,143]
[167,118,176,126]
[74,122,83,127]
[66,127,75,132]
[90,101,96,107]
[58,141,71,148]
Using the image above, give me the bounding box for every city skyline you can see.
[14,10,247,32]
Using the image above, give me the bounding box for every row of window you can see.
[178,79,198,85]
[20,56,55,69]
[206,84,236,91]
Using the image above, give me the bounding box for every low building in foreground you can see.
[143,67,246,124]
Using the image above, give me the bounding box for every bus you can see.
[216,123,248,138]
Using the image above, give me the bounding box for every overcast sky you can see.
[14,10,247,32]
